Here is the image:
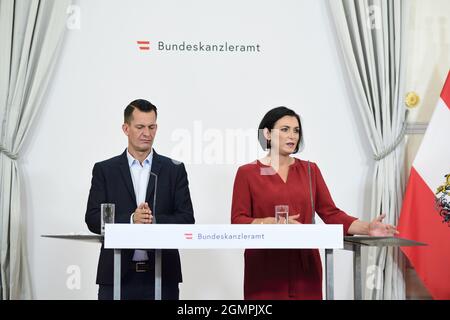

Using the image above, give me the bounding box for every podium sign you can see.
[104,224,344,249]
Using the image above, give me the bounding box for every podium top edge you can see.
[344,236,427,247]
[41,234,102,242]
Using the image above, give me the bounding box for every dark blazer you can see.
[85,149,195,285]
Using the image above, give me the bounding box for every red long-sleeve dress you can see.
[231,158,357,300]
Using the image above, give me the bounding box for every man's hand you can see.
[133,202,153,224]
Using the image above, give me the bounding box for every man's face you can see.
[122,109,157,154]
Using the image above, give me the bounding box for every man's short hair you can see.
[124,99,158,123]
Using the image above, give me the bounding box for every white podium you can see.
[43,226,425,300]
[104,224,343,300]
[340,235,426,300]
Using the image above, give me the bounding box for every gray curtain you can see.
[0,0,70,299]
[328,0,408,299]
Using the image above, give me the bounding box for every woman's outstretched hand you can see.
[368,214,399,236]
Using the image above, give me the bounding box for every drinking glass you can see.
[275,205,289,224]
[101,203,115,235]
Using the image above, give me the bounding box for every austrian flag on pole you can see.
[398,71,450,299]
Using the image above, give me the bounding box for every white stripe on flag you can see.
[413,98,450,191]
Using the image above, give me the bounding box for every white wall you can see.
[21,0,373,299]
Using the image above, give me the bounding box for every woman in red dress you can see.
[231,107,398,300]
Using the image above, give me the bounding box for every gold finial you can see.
[405,92,420,108]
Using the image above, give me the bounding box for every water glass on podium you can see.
[275,205,289,224]
[101,203,115,235]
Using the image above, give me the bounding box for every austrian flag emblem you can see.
[435,174,450,226]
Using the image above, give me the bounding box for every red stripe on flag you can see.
[441,71,450,109]
[139,47,150,50]
[137,41,150,45]
[398,167,450,299]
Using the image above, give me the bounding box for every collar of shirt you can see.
[126,149,153,169]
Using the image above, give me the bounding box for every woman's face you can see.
[267,115,300,156]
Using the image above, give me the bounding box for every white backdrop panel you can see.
[22,0,371,299]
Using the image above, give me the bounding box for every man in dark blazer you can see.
[85,99,195,300]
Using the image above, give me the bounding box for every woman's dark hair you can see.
[258,106,303,153]
[124,99,158,123]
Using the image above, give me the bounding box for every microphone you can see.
[307,161,316,224]
[150,171,158,224]
[149,171,161,300]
